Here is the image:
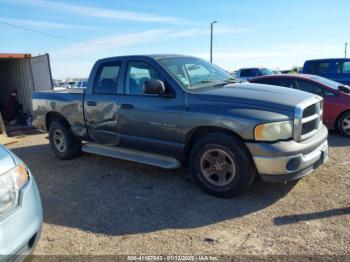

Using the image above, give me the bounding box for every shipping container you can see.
[0,53,53,136]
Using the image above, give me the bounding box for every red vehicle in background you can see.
[250,74,350,137]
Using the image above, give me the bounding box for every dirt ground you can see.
[6,131,350,256]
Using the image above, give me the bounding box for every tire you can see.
[49,121,82,160]
[189,133,256,198]
[337,111,350,137]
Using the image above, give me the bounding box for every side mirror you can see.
[144,79,165,95]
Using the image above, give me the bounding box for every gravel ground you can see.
[7,131,350,256]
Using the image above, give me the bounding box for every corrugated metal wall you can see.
[0,58,34,114]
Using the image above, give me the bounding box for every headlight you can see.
[255,121,293,142]
[0,163,29,217]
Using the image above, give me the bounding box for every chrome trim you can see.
[293,96,323,141]
[302,114,319,123]
[253,140,328,175]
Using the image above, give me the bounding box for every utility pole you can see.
[210,21,217,63]
[345,42,348,58]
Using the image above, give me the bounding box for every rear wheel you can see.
[49,121,82,160]
[190,133,256,198]
[337,111,350,137]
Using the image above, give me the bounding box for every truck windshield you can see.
[158,57,238,90]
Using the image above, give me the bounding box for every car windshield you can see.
[308,75,345,90]
[158,57,239,90]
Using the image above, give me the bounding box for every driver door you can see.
[117,60,182,157]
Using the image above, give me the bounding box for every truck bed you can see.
[48,88,85,94]
[32,89,86,136]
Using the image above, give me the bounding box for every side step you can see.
[82,143,181,169]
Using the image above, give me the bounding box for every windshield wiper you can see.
[224,78,240,83]
[191,80,215,86]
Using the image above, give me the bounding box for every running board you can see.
[82,143,181,169]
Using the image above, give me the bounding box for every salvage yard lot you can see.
[7,132,350,255]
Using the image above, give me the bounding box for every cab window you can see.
[94,62,121,94]
[308,62,331,75]
[336,61,350,74]
[124,61,161,95]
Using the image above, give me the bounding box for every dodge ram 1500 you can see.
[32,55,328,197]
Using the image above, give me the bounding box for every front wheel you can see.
[337,111,350,137]
[190,133,256,198]
[49,121,82,160]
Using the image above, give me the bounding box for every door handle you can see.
[120,104,134,110]
[87,101,97,106]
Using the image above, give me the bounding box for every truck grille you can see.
[294,97,323,141]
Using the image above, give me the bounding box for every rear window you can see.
[260,68,273,76]
[240,69,259,77]
[306,61,331,74]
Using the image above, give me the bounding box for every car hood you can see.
[0,145,16,175]
[195,82,317,112]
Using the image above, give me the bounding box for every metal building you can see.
[0,53,53,136]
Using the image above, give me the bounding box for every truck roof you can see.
[97,54,195,62]
[304,58,350,62]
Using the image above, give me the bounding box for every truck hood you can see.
[195,83,317,112]
[0,145,15,175]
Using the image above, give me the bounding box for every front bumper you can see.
[0,172,43,260]
[246,125,328,182]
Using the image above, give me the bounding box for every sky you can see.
[0,0,349,79]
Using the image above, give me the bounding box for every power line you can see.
[0,19,192,48]
[0,20,114,46]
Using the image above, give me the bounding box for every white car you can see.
[0,144,42,260]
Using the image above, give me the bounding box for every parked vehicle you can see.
[271,69,282,75]
[76,80,88,88]
[0,144,42,259]
[236,67,273,81]
[32,55,328,197]
[302,58,350,85]
[250,74,350,137]
[66,81,77,89]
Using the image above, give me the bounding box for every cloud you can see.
[51,27,238,60]
[5,0,187,24]
[49,26,239,78]
[52,29,172,60]
[0,16,101,30]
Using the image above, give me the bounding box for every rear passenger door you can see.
[84,61,123,145]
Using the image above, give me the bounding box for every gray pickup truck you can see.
[32,55,328,197]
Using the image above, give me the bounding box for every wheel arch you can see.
[45,111,71,130]
[336,109,350,131]
[184,126,251,162]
